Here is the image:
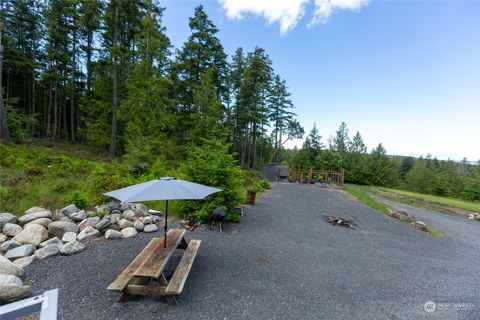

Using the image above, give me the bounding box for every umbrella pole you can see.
[164,200,168,248]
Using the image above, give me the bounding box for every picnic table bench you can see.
[107,229,201,306]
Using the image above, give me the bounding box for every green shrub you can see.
[68,192,88,209]
[179,140,244,222]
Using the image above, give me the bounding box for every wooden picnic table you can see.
[107,229,201,306]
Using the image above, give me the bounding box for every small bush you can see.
[68,192,88,209]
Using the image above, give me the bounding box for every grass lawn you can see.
[344,184,444,238]
[375,187,480,213]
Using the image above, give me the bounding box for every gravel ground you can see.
[24,183,480,320]
[375,196,480,248]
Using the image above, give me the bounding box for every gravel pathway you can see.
[24,183,480,319]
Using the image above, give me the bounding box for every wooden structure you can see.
[290,168,345,186]
[107,229,201,306]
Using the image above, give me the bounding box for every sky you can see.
[160,0,480,161]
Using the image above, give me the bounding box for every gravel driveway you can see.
[24,183,480,320]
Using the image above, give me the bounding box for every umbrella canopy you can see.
[103,177,222,247]
[103,177,222,202]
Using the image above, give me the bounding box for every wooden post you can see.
[341,169,345,186]
[292,170,296,183]
[308,168,312,184]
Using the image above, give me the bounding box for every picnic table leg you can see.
[159,274,178,306]
[118,277,150,303]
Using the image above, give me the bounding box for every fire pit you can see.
[323,215,357,229]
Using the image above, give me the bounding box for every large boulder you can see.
[411,221,428,232]
[0,285,32,303]
[0,255,25,277]
[118,219,134,229]
[18,208,52,225]
[35,244,60,260]
[78,217,100,231]
[3,223,22,237]
[77,226,100,242]
[0,213,18,229]
[0,274,22,286]
[39,237,64,249]
[143,224,159,233]
[0,233,7,243]
[60,240,85,255]
[12,224,48,246]
[48,221,79,239]
[110,213,121,224]
[105,229,122,239]
[13,255,36,269]
[121,227,137,238]
[143,216,153,225]
[4,244,36,259]
[121,210,135,221]
[0,240,21,253]
[61,204,78,216]
[62,232,77,243]
[134,220,144,232]
[70,210,87,222]
[96,218,110,230]
[24,218,52,228]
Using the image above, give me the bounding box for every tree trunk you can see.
[109,6,119,157]
[70,4,77,142]
[47,81,52,136]
[252,122,257,169]
[0,30,11,142]
[86,31,92,92]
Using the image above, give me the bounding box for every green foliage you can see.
[253,179,271,192]
[343,184,390,215]
[178,140,244,222]
[316,150,342,170]
[68,192,88,209]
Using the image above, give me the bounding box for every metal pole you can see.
[164,200,168,248]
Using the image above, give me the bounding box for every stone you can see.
[110,209,121,216]
[143,216,153,225]
[96,218,110,230]
[62,232,77,243]
[134,220,144,232]
[77,226,100,242]
[86,211,96,218]
[121,210,135,221]
[143,224,159,233]
[118,219,134,229]
[39,237,64,249]
[105,229,122,239]
[0,274,22,286]
[108,223,121,231]
[475,215,480,221]
[411,221,427,231]
[0,233,7,243]
[121,227,137,238]
[110,213,121,224]
[79,217,100,231]
[18,209,52,225]
[13,255,36,269]
[70,210,87,222]
[468,214,475,220]
[12,224,48,246]
[134,203,148,213]
[4,244,35,259]
[0,240,21,253]
[3,223,22,237]
[0,255,25,277]
[61,204,78,216]
[0,285,32,303]
[60,240,85,255]
[35,244,59,260]
[148,209,162,216]
[24,218,52,228]
[0,213,18,229]
[59,216,75,223]
[48,221,79,239]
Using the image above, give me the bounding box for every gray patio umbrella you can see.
[103,177,221,247]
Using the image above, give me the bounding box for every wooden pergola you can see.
[290,168,345,186]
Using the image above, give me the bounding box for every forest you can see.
[0,0,478,216]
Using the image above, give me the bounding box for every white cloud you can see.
[218,0,370,35]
